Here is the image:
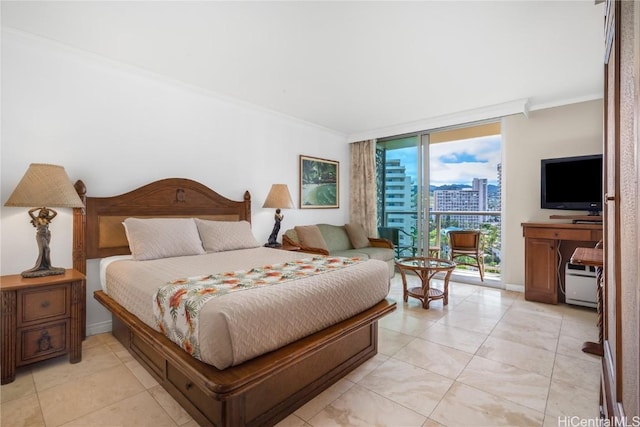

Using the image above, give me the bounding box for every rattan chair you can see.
[447,229,485,281]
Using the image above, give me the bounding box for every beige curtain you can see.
[349,140,378,236]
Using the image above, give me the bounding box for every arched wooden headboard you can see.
[72,178,251,275]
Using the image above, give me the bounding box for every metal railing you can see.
[382,210,502,275]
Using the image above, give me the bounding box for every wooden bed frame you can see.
[72,178,396,427]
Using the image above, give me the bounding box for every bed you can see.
[71,178,396,427]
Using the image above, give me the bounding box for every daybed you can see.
[282,223,395,277]
[72,178,395,427]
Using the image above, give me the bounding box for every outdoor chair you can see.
[447,229,485,281]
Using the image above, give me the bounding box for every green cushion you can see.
[330,250,369,259]
[317,224,353,252]
[352,246,394,262]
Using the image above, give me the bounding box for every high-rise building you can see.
[433,189,480,228]
[472,178,488,211]
[383,159,415,246]
[472,178,488,223]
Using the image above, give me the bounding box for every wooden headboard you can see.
[72,178,251,274]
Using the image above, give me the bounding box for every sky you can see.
[386,135,501,187]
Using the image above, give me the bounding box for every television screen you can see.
[541,154,603,214]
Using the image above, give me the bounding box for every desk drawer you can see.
[524,228,601,241]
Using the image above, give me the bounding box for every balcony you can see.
[381,210,502,287]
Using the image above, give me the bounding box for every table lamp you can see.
[4,163,85,278]
[262,184,295,247]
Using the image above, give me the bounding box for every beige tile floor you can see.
[1,274,601,427]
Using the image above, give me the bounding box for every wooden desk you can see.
[570,247,604,356]
[522,222,602,304]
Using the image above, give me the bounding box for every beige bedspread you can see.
[104,247,390,369]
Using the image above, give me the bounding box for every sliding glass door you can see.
[376,136,421,258]
[377,121,502,283]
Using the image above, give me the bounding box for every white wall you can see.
[1,29,604,334]
[1,29,350,333]
[501,100,604,287]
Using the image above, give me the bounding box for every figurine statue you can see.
[265,209,284,247]
[22,207,64,277]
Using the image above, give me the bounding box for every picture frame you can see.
[299,155,339,209]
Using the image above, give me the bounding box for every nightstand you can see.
[0,269,85,384]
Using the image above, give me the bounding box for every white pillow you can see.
[195,219,260,252]
[123,218,205,261]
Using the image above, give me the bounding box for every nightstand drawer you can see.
[18,284,70,325]
[17,320,69,365]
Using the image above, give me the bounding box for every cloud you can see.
[439,152,482,163]
[386,135,501,186]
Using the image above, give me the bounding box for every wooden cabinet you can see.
[1,269,85,384]
[600,0,639,420]
[524,237,557,303]
[522,222,602,304]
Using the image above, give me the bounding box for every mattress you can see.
[103,247,390,369]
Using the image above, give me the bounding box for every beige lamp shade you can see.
[5,163,83,278]
[5,163,84,208]
[262,184,295,209]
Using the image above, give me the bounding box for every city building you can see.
[434,188,481,229]
[383,159,415,248]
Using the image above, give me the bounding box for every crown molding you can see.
[346,99,530,143]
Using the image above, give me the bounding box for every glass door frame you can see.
[377,132,428,258]
[377,119,502,281]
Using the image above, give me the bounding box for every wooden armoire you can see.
[601,0,639,421]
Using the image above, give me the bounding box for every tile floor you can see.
[1,274,602,427]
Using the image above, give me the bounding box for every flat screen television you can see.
[540,154,603,215]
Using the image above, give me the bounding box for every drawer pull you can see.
[37,330,52,352]
[185,382,193,390]
[41,300,50,308]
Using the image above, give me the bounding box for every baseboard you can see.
[504,283,524,293]
[450,273,503,289]
[87,320,112,336]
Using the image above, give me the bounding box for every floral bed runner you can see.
[152,255,363,360]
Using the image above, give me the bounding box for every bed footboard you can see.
[95,290,396,427]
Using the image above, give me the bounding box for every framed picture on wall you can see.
[299,155,339,208]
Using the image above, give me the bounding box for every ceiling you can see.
[2,1,605,139]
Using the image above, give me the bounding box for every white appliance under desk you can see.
[565,263,597,308]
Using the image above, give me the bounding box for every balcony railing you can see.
[381,210,502,277]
